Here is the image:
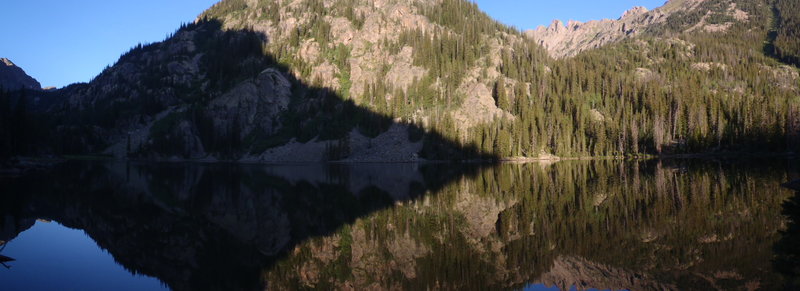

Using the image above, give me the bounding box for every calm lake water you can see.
[0,159,798,291]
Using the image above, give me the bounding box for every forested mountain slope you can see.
[1,0,797,162]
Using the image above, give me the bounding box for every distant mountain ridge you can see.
[526,0,751,58]
[0,58,41,90]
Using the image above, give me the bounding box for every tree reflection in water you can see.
[776,179,800,290]
[0,159,796,291]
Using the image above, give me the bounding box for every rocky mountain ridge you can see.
[526,0,751,58]
[0,58,41,90]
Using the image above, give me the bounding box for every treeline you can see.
[0,89,48,163]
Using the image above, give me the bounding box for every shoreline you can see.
[42,151,800,165]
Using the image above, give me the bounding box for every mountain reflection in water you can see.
[0,159,796,291]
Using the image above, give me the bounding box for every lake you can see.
[0,159,798,290]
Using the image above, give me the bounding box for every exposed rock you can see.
[329,17,356,46]
[452,82,513,129]
[0,58,42,90]
[455,190,517,240]
[686,11,732,33]
[622,6,649,19]
[635,67,659,81]
[310,61,340,89]
[172,119,207,159]
[384,46,426,92]
[209,68,292,140]
[729,3,749,21]
[526,0,715,58]
[592,192,609,206]
[537,256,678,291]
[344,123,423,163]
[252,123,422,163]
[386,232,430,279]
[589,109,606,123]
[687,2,749,33]
[255,138,328,162]
[765,65,799,91]
[299,40,321,63]
[691,62,727,71]
[350,226,390,288]
[640,229,661,243]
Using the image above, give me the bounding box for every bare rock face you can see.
[0,58,42,90]
[526,0,729,58]
[537,256,678,291]
[209,68,292,139]
[384,46,426,92]
[452,82,513,129]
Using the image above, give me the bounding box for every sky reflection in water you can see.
[0,220,167,291]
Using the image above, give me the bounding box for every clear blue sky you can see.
[1,0,666,88]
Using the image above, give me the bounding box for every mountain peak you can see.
[0,57,41,90]
[621,6,649,19]
[1,58,15,67]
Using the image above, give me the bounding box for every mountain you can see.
[43,0,528,161]
[0,58,41,90]
[2,0,798,162]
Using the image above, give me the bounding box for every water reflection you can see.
[776,179,800,290]
[0,220,168,291]
[0,159,795,291]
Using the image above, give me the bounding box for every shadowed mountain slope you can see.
[0,58,41,91]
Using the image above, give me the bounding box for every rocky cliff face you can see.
[0,58,41,90]
[526,0,751,58]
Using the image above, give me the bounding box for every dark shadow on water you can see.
[0,160,486,291]
[775,180,800,290]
